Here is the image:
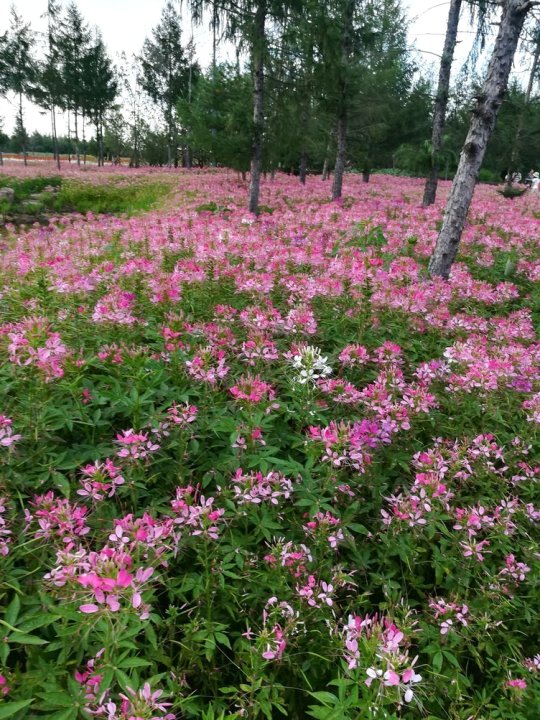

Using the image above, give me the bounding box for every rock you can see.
[28,193,44,202]
[43,185,59,193]
[0,187,15,203]
[21,200,42,210]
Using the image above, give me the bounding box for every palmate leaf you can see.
[0,700,34,718]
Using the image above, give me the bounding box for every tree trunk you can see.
[98,116,104,167]
[51,104,60,170]
[248,0,266,215]
[82,114,87,165]
[332,113,347,199]
[74,111,80,166]
[331,0,353,200]
[212,1,218,73]
[423,0,462,207]
[362,169,370,183]
[18,93,27,167]
[506,32,540,184]
[299,152,307,184]
[428,0,534,279]
[67,110,71,163]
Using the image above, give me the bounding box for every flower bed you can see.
[0,168,538,719]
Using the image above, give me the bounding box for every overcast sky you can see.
[0,0,509,136]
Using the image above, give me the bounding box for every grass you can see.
[0,175,175,217]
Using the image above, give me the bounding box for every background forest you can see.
[0,0,539,185]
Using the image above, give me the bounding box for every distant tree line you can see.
[0,0,539,217]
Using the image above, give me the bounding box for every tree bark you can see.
[248,0,266,215]
[506,30,540,184]
[331,0,354,200]
[74,110,80,166]
[332,114,347,199]
[18,93,27,167]
[322,158,329,180]
[51,105,60,170]
[423,0,462,207]
[428,0,534,279]
[299,152,308,184]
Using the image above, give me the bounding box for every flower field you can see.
[0,166,539,719]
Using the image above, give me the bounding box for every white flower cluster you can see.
[290,345,332,385]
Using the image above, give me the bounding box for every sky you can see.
[0,0,518,136]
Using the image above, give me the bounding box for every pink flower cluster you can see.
[166,401,198,427]
[75,654,174,720]
[230,468,295,506]
[92,290,139,325]
[229,373,276,405]
[429,598,469,634]
[343,614,421,704]
[303,511,344,548]
[170,485,226,540]
[77,459,125,502]
[115,429,160,461]
[46,545,155,619]
[0,496,11,556]
[185,345,229,385]
[0,674,9,696]
[0,415,21,448]
[5,317,69,382]
[25,492,90,544]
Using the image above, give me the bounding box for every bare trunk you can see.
[322,158,329,180]
[212,2,218,73]
[82,114,87,165]
[19,93,27,166]
[331,0,353,200]
[184,141,193,169]
[507,35,540,183]
[74,111,80,166]
[51,104,60,170]
[299,152,307,185]
[362,169,370,183]
[100,118,105,167]
[423,0,462,207]
[332,114,347,199]
[428,0,533,279]
[67,110,71,163]
[248,1,266,215]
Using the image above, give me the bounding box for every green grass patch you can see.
[0,175,175,217]
[49,178,174,215]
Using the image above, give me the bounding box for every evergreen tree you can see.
[57,2,93,164]
[139,1,198,167]
[179,64,252,171]
[187,0,301,213]
[32,0,63,169]
[82,33,118,166]
[0,7,37,165]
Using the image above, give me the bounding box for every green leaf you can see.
[117,657,151,669]
[433,651,443,673]
[114,668,133,691]
[0,700,34,718]
[9,633,48,645]
[309,691,338,706]
[5,595,21,626]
